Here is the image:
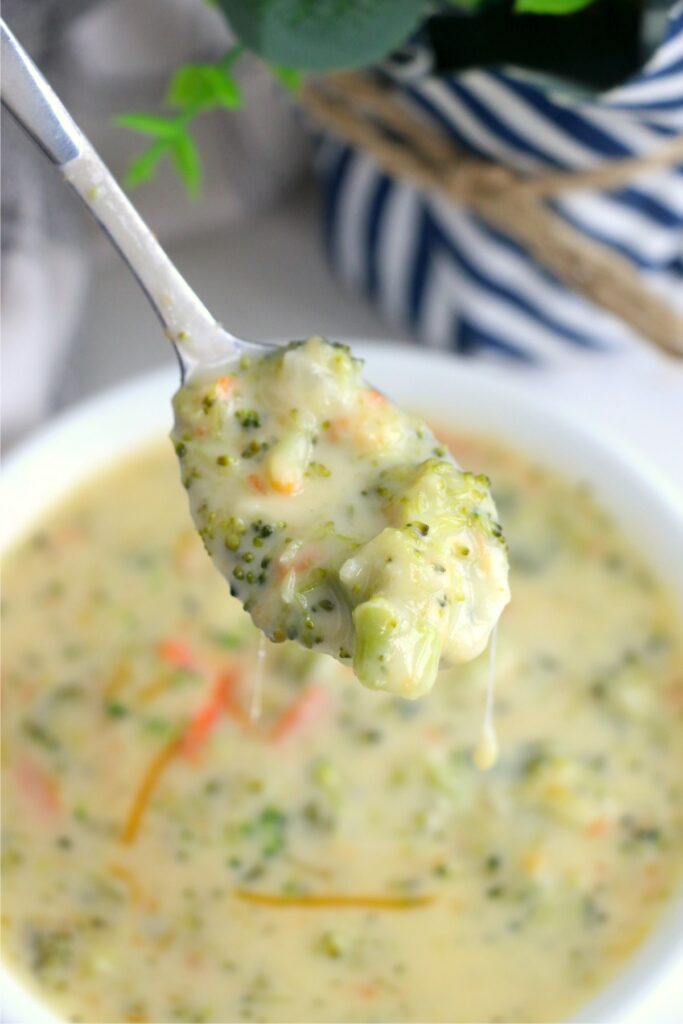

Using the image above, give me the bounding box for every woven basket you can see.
[301,14,683,362]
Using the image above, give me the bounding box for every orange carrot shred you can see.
[122,666,252,843]
[275,548,320,582]
[358,982,379,1000]
[328,416,350,441]
[17,755,61,819]
[103,659,132,702]
[586,816,610,838]
[233,890,434,909]
[215,375,236,398]
[291,549,319,574]
[666,679,683,712]
[271,478,298,496]
[138,669,175,706]
[181,670,240,759]
[157,638,199,672]
[268,686,332,743]
[108,863,146,907]
[120,736,181,844]
[248,473,268,495]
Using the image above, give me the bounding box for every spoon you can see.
[2,18,511,706]
[1,18,264,381]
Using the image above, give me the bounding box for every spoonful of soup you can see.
[2,20,510,698]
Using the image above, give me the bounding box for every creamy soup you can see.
[172,338,509,698]
[2,432,683,1024]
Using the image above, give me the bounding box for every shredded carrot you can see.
[181,683,226,758]
[214,375,236,398]
[120,736,181,844]
[274,557,317,581]
[423,724,449,744]
[270,478,298,496]
[121,666,251,842]
[108,863,146,907]
[275,548,320,582]
[181,670,241,759]
[268,686,332,743]
[586,816,610,838]
[666,678,683,712]
[157,638,199,672]
[291,549,320,574]
[16,755,61,819]
[358,982,379,1000]
[233,890,434,909]
[223,680,251,730]
[55,525,86,547]
[248,473,269,495]
[104,659,132,702]
[138,669,175,706]
[328,416,351,441]
[365,388,387,407]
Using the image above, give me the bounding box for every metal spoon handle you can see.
[1,18,236,372]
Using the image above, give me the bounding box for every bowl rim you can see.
[2,341,682,1024]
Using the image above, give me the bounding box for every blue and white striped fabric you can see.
[315,3,683,363]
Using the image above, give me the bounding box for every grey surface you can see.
[57,184,408,410]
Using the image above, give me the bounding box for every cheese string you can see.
[473,626,498,772]
[249,633,267,723]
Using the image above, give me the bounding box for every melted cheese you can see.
[172,337,510,698]
[473,627,499,771]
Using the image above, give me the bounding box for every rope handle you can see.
[302,72,683,357]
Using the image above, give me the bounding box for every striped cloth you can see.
[315,3,683,363]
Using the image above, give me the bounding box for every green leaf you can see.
[124,140,170,187]
[515,0,596,12]
[270,63,303,93]
[216,0,426,72]
[114,113,180,139]
[171,133,202,195]
[168,64,242,110]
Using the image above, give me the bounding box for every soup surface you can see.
[2,432,683,1024]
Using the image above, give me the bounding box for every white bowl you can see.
[2,344,682,1024]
